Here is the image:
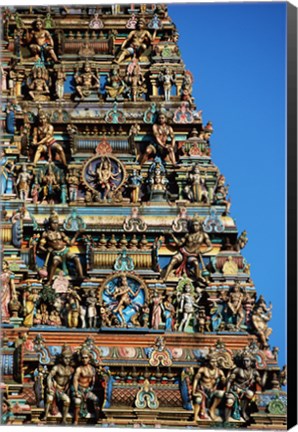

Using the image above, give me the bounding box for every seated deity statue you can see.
[114,18,153,64]
[74,62,99,99]
[31,111,67,165]
[26,18,59,63]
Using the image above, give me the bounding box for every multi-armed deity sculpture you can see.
[0,5,286,429]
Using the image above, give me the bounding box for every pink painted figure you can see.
[31,183,40,204]
[151,292,163,330]
[1,261,16,323]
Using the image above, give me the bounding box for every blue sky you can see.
[169,3,287,367]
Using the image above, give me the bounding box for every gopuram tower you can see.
[0,4,287,429]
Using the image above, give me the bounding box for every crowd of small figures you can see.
[2,110,218,207]
[1,5,286,428]
[1,6,220,207]
[2,211,271,350]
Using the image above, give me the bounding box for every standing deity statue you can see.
[178,284,198,331]
[251,297,272,348]
[32,111,67,165]
[163,216,212,282]
[38,211,84,283]
[163,295,175,331]
[72,348,101,424]
[65,288,81,328]
[192,353,226,421]
[7,68,17,97]
[184,164,209,203]
[151,292,163,330]
[66,169,80,203]
[181,71,194,106]
[26,18,59,63]
[224,351,264,422]
[1,261,16,323]
[0,150,14,195]
[114,18,154,64]
[23,288,40,327]
[15,164,32,201]
[92,157,121,201]
[128,169,143,203]
[44,345,74,424]
[140,112,177,166]
[158,67,176,102]
[226,284,245,330]
[41,163,60,204]
[125,61,147,102]
[86,290,98,328]
[55,67,66,100]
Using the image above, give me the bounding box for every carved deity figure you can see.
[105,68,126,99]
[140,112,177,166]
[125,61,147,102]
[23,288,40,327]
[66,169,80,202]
[26,18,59,63]
[151,292,163,330]
[236,230,248,251]
[148,161,168,192]
[159,67,175,102]
[178,284,197,331]
[1,261,16,323]
[114,18,153,64]
[72,348,100,424]
[38,211,84,283]
[225,351,263,422]
[44,345,74,424]
[28,66,50,101]
[163,216,212,282]
[1,151,14,195]
[128,169,142,203]
[222,256,238,275]
[92,157,121,201]
[192,354,226,421]
[66,288,81,328]
[112,275,140,327]
[184,164,209,203]
[162,295,175,331]
[86,290,98,328]
[55,67,66,100]
[181,71,194,106]
[15,164,32,200]
[32,111,67,165]
[41,163,60,204]
[226,284,245,330]
[213,175,231,215]
[251,297,272,348]
[74,62,99,99]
